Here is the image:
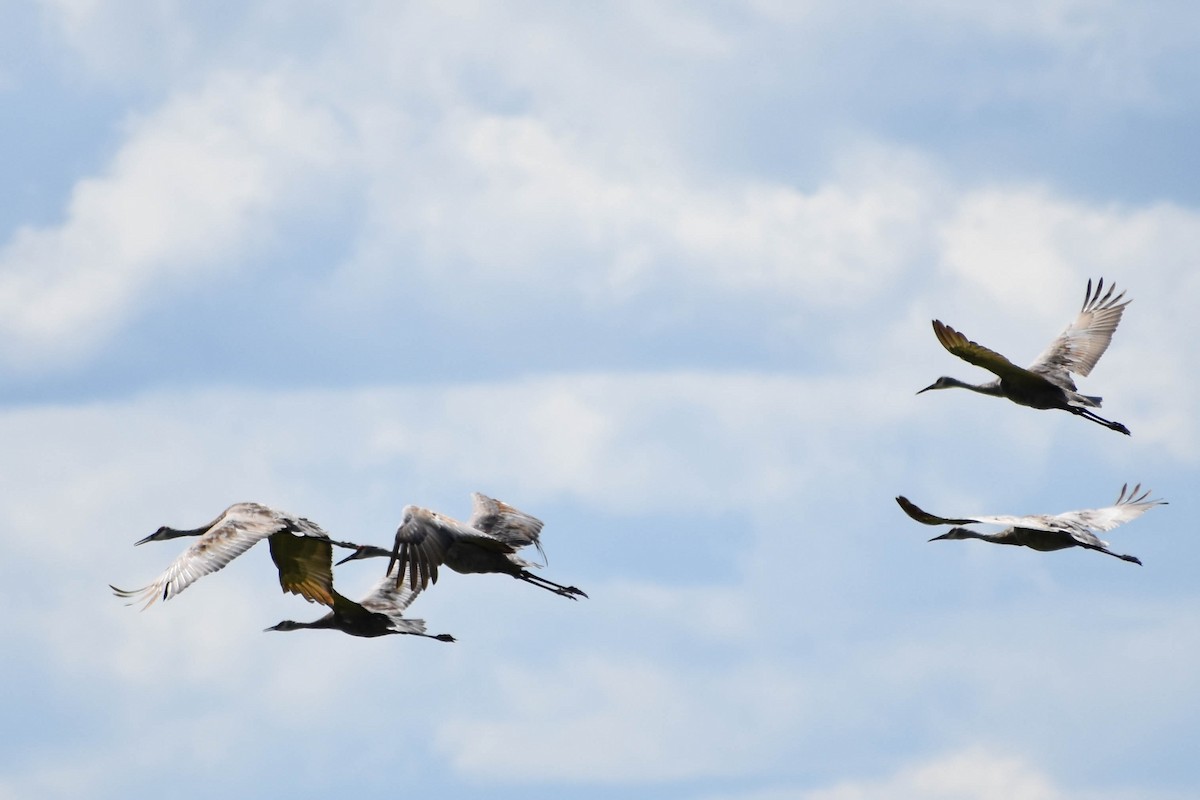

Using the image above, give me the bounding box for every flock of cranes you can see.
[112,277,1164,643]
[906,278,1164,562]
[112,494,585,642]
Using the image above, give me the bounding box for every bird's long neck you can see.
[948,377,1005,397]
[162,525,210,538]
[333,544,393,566]
[354,545,393,559]
[136,524,210,545]
[327,538,362,551]
[302,617,338,630]
[274,616,338,632]
[963,528,1019,545]
[938,527,1019,546]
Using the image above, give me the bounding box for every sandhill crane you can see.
[896,483,1165,564]
[264,567,455,642]
[110,502,365,609]
[337,493,587,600]
[918,278,1131,434]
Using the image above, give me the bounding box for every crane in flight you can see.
[918,278,1131,434]
[336,493,587,600]
[896,483,1165,565]
[264,566,455,642]
[110,502,366,609]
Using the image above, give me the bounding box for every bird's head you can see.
[917,377,958,394]
[334,545,392,566]
[928,526,975,542]
[134,525,181,546]
[263,620,302,632]
[433,633,456,643]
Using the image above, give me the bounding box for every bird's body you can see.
[110,502,364,609]
[338,493,586,599]
[265,568,455,642]
[919,278,1131,434]
[896,483,1165,565]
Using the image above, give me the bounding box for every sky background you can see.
[3,2,1199,798]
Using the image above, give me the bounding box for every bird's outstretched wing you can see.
[1028,278,1129,380]
[897,495,1068,531]
[111,504,335,609]
[1056,483,1166,534]
[895,496,978,526]
[390,506,514,590]
[931,320,1051,391]
[897,483,1165,537]
[468,493,546,564]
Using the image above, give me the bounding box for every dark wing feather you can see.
[895,496,979,526]
[268,533,336,606]
[932,320,1058,392]
[391,508,514,590]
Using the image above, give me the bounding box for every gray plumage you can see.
[918,278,1131,434]
[337,493,586,600]
[110,502,365,609]
[897,483,1165,565]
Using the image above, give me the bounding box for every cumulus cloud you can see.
[436,653,806,782]
[0,68,350,367]
[358,113,937,305]
[938,188,1200,317]
[38,0,198,82]
[799,748,1065,800]
[11,1,1200,385]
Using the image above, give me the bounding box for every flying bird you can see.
[896,483,1165,565]
[110,502,365,609]
[918,278,1131,434]
[264,567,455,642]
[337,493,587,600]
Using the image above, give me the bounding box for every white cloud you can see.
[436,652,806,782]
[13,1,1200,382]
[38,0,197,82]
[938,188,1200,318]
[802,748,1064,800]
[0,68,350,367]
[345,110,939,309]
[709,730,1196,800]
[915,0,1112,43]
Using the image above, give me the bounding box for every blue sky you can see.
[3,2,1199,798]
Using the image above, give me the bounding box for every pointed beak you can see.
[333,551,358,567]
[133,531,159,546]
[928,532,954,542]
[916,383,937,395]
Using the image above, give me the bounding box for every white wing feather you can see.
[1029,278,1130,379]
[113,503,329,610]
